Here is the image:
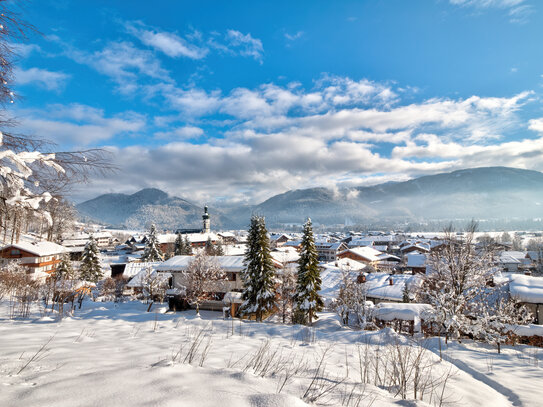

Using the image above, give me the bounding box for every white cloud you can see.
[284,31,304,41]
[449,0,533,22]
[125,21,208,59]
[223,30,264,62]
[16,104,146,146]
[529,118,543,132]
[14,67,70,91]
[66,41,171,94]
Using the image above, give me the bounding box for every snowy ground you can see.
[1,301,542,407]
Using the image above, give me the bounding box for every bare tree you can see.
[276,262,297,323]
[180,252,227,315]
[141,267,168,312]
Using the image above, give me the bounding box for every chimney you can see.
[389,277,393,285]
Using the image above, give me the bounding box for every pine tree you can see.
[142,224,163,261]
[294,218,323,325]
[79,236,103,282]
[241,215,277,321]
[174,232,185,256]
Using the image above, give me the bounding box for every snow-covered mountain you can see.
[77,167,543,229]
[231,167,543,227]
[76,188,232,230]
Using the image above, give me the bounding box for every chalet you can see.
[314,241,348,262]
[218,232,238,245]
[405,252,427,274]
[498,251,527,272]
[0,241,67,279]
[157,255,246,311]
[509,274,543,324]
[157,255,283,313]
[337,246,383,267]
[400,243,430,254]
[269,233,292,248]
[363,272,422,304]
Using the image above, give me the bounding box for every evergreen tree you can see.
[205,237,214,255]
[241,215,277,321]
[294,218,323,325]
[402,284,410,303]
[174,232,185,256]
[205,237,225,256]
[55,254,74,282]
[79,236,103,282]
[183,236,193,255]
[142,224,164,261]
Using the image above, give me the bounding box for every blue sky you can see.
[8,0,543,204]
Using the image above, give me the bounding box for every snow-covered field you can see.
[1,301,541,407]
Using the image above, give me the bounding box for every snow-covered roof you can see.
[271,247,300,264]
[156,255,246,272]
[124,262,162,278]
[509,274,543,304]
[157,234,177,244]
[365,273,421,301]
[406,252,427,268]
[400,243,430,253]
[126,269,171,288]
[1,241,67,257]
[499,253,522,265]
[323,257,367,271]
[339,246,383,262]
[373,303,433,321]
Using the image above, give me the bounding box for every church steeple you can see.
[202,205,210,234]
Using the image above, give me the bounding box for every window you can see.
[10,249,20,256]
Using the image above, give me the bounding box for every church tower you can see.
[202,205,210,234]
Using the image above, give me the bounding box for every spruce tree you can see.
[294,218,323,325]
[55,254,74,281]
[183,236,193,255]
[241,215,276,321]
[142,224,164,261]
[174,232,185,256]
[402,284,410,303]
[80,236,103,282]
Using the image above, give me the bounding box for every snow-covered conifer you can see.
[142,224,163,261]
[174,233,185,256]
[294,218,323,325]
[79,236,103,283]
[241,215,276,321]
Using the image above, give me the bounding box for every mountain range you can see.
[76,167,543,230]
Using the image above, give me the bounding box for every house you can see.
[314,241,348,262]
[337,246,383,266]
[157,255,283,312]
[509,274,543,324]
[363,272,422,304]
[269,233,291,248]
[0,241,67,279]
[405,252,427,274]
[156,255,246,311]
[218,232,238,245]
[498,251,527,272]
